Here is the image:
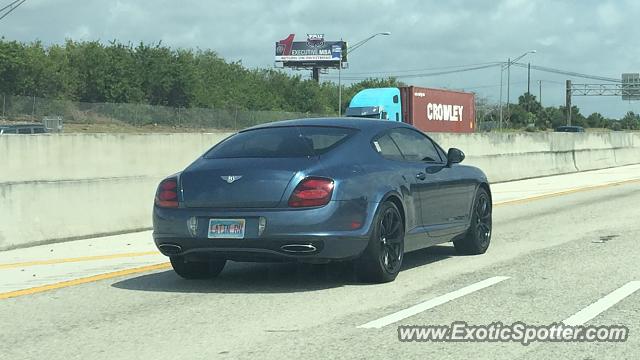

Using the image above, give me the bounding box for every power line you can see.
[343,62,503,75]
[394,63,501,79]
[535,79,565,85]
[324,59,620,84]
[510,62,620,83]
[0,0,20,13]
[458,81,528,91]
[0,0,26,21]
[325,63,501,80]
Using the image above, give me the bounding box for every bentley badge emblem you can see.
[221,175,242,184]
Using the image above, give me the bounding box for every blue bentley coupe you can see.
[153,118,492,283]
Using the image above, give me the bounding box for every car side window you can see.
[389,128,442,163]
[433,141,447,161]
[372,134,404,161]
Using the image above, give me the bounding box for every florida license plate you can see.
[208,219,245,239]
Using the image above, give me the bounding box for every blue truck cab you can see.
[345,87,402,121]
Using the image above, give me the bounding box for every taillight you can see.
[288,178,334,208]
[155,177,179,208]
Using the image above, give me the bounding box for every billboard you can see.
[622,73,640,100]
[275,34,347,69]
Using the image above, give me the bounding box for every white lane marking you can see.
[563,281,640,326]
[358,276,510,329]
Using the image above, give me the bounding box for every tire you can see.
[356,201,405,283]
[170,256,226,279]
[454,187,492,255]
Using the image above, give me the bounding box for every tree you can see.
[6,37,637,132]
[620,111,640,130]
[586,112,606,128]
[538,107,565,129]
[518,93,542,115]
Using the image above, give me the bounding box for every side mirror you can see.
[446,148,465,166]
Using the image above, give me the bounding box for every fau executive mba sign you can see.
[275,34,347,68]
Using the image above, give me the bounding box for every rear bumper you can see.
[152,199,375,262]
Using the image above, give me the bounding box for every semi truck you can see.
[345,86,476,133]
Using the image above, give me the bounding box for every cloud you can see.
[536,36,559,47]
[3,0,640,117]
[597,2,623,27]
[64,25,91,40]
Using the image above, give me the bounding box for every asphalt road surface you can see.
[1,169,640,359]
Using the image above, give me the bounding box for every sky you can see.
[2,0,640,118]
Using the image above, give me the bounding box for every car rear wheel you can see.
[170,256,226,279]
[356,201,405,283]
[454,187,492,255]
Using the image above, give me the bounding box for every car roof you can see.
[243,117,412,132]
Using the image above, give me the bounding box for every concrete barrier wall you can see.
[1,131,639,250]
[0,133,232,250]
[430,132,640,182]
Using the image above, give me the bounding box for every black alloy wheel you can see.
[454,187,492,255]
[357,201,405,283]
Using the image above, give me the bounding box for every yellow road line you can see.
[2,176,639,300]
[0,251,160,270]
[494,178,640,206]
[0,262,171,300]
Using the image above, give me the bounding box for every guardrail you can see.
[1,132,639,250]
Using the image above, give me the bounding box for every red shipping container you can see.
[400,86,475,133]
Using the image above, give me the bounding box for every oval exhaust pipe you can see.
[158,244,182,255]
[280,244,317,253]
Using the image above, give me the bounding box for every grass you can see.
[0,116,236,133]
[62,122,233,134]
[1,117,635,134]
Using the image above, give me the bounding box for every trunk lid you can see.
[180,158,316,208]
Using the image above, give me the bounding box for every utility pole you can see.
[538,80,542,106]
[338,39,342,116]
[527,62,531,95]
[499,67,503,130]
[499,50,536,129]
[506,57,511,120]
[338,62,342,116]
[566,80,572,126]
[526,62,531,112]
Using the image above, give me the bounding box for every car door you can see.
[429,140,477,235]
[372,132,423,236]
[388,128,447,233]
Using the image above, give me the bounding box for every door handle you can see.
[416,172,426,180]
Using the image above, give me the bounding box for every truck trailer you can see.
[345,86,476,133]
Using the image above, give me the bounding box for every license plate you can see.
[208,219,245,239]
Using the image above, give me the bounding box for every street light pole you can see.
[338,31,390,116]
[499,50,536,129]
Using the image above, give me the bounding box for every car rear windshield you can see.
[205,126,357,158]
